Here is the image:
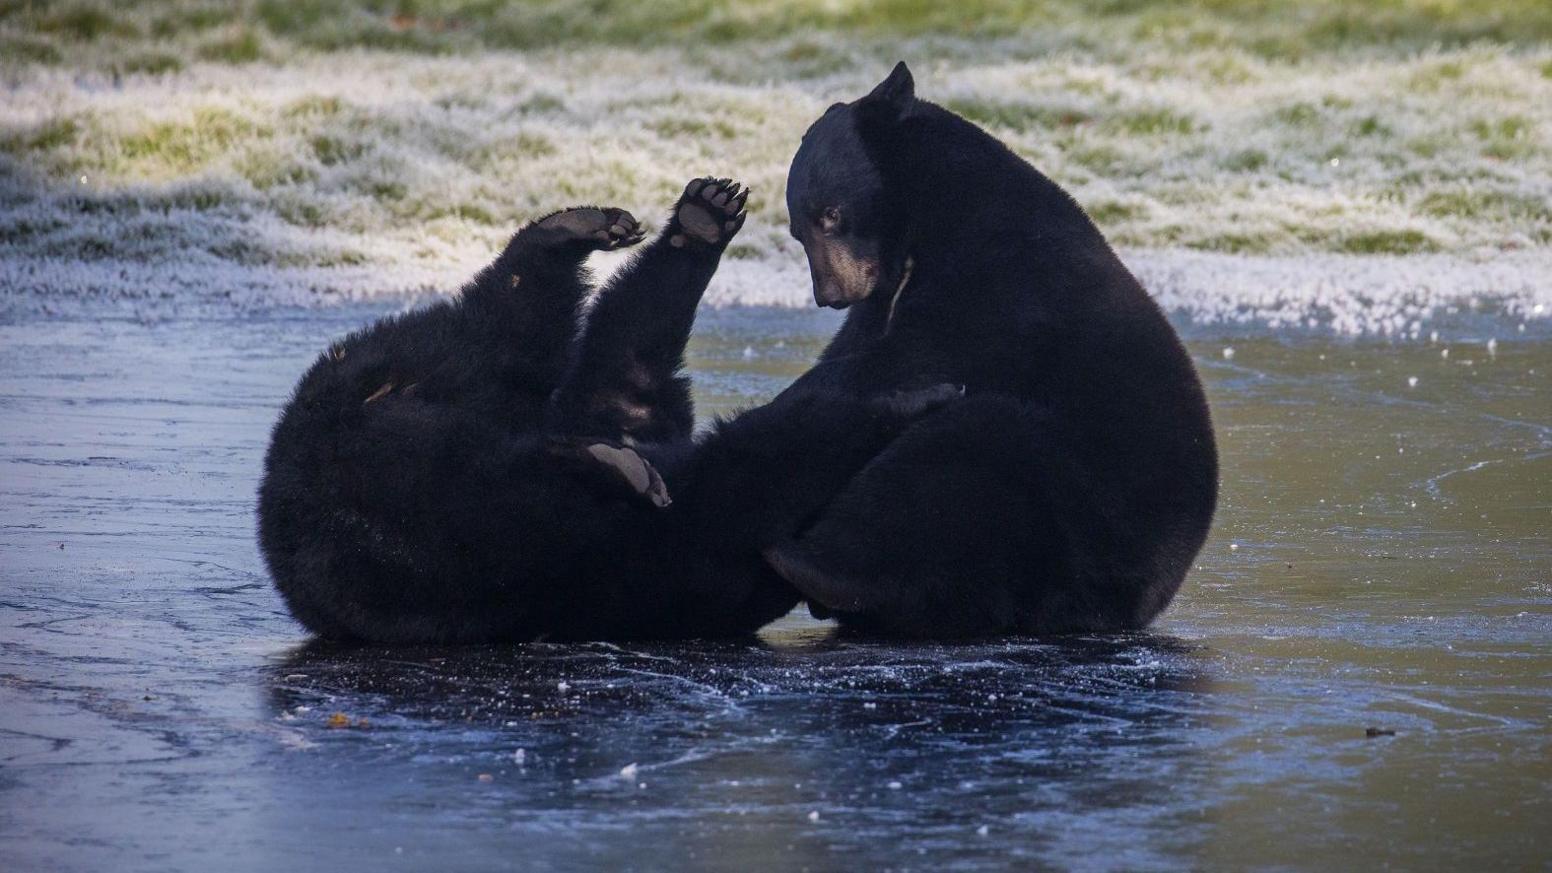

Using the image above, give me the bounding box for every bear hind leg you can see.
[548,178,748,444]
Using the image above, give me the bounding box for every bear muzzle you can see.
[806,235,882,308]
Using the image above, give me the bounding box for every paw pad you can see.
[670,177,748,248]
[548,438,671,508]
[537,207,647,251]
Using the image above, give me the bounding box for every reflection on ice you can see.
[257,630,1217,871]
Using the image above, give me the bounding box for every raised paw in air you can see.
[548,437,671,509]
[535,207,647,251]
[670,177,748,250]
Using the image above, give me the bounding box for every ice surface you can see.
[5,246,1549,338]
[1,307,1548,871]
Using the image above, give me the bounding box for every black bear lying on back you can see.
[258,178,956,643]
[763,63,1219,636]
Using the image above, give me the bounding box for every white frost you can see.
[1,47,1548,336]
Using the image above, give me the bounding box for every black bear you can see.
[258,177,955,643]
[762,63,1219,637]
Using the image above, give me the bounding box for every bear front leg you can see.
[668,377,963,557]
[778,326,968,410]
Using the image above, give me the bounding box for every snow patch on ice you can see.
[5,247,1547,338]
[1126,248,1552,337]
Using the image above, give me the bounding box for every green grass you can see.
[5,0,1552,66]
[1083,200,1147,225]
[31,3,131,41]
[648,117,740,140]
[942,99,1091,132]
[1222,149,1268,172]
[1337,228,1437,255]
[1471,115,1536,159]
[1351,115,1391,138]
[120,52,185,75]
[0,32,63,63]
[1,117,80,154]
[196,27,265,63]
[1418,189,1552,222]
[113,109,265,177]
[307,134,363,167]
[282,96,347,119]
[1105,107,1199,136]
[1274,102,1323,128]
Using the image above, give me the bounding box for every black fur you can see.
[765,63,1220,637]
[257,180,949,643]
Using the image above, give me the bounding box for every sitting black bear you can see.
[762,64,1220,637]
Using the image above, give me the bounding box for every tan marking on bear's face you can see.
[808,235,880,308]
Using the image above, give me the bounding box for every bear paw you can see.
[763,543,872,615]
[548,437,671,509]
[535,207,647,251]
[670,178,748,250]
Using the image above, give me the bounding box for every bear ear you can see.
[863,61,915,116]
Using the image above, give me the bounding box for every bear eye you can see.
[820,207,841,232]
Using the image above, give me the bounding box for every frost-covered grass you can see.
[7,1,1552,57]
[2,1,1550,333]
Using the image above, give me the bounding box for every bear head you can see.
[786,62,917,309]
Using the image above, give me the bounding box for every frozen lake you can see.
[1,304,1548,871]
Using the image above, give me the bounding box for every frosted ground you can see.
[2,0,1551,335]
